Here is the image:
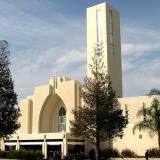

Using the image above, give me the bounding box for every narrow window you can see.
[143,102,146,122]
[96,9,103,44]
[58,107,66,132]
[139,134,142,139]
[96,9,103,56]
[109,10,114,54]
[125,104,129,123]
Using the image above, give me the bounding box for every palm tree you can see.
[133,89,160,149]
[147,88,160,95]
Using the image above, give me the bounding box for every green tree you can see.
[70,52,127,160]
[0,40,21,139]
[133,89,160,149]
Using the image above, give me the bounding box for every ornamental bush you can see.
[0,150,7,158]
[100,148,120,159]
[0,149,43,160]
[148,148,160,158]
[62,152,85,160]
[121,148,138,158]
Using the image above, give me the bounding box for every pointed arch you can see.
[38,94,66,133]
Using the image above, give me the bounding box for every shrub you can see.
[7,150,19,159]
[52,150,61,160]
[62,153,74,160]
[121,148,138,158]
[147,148,160,158]
[0,150,7,158]
[89,149,96,160]
[100,148,120,159]
[19,149,43,160]
[0,149,43,160]
[63,152,85,160]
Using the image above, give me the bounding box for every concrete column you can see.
[16,136,20,151]
[63,133,68,156]
[43,135,47,159]
[61,143,64,159]
[42,143,44,157]
[0,138,5,151]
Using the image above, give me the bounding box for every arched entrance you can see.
[39,94,66,133]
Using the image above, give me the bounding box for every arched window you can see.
[58,107,66,132]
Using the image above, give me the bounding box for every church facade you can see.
[0,2,158,159]
[1,77,84,159]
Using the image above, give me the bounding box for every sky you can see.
[0,0,160,100]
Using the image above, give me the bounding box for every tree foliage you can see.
[70,52,127,159]
[0,40,21,139]
[133,89,160,149]
[147,89,160,96]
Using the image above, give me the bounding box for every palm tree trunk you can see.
[158,132,160,150]
[96,139,100,160]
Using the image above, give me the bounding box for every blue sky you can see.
[0,0,160,99]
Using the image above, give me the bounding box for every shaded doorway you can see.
[5,145,16,151]
[20,144,42,151]
[47,144,61,160]
[68,144,84,154]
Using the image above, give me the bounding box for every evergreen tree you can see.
[70,51,127,160]
[0,40,21,139]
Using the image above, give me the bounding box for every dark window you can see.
[143,102,146,121]
[58,107,66,132]
[125,104,129,123]
[139,134,142,139]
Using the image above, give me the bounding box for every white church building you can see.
[0,2,158,159]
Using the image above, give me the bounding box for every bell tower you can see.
[87,3,122,97]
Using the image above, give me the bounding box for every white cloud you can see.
[121,25,160,97]
[1,1,160,100]
[122,43,160,56]
[0,1,86,100]
[56,49,85,66]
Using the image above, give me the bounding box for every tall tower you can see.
[87,3,122,97]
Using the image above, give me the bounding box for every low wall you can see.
[0,159,19,160]
[112,158,160,160]
[0,158,160,160]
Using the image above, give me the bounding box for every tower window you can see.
[139,134,142,139]
[58,107,66,132]
[96,42,103,56]
[125,104,129,123]
[108,10,114,54]
[143,102,146,122]
[96,9,103,44]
